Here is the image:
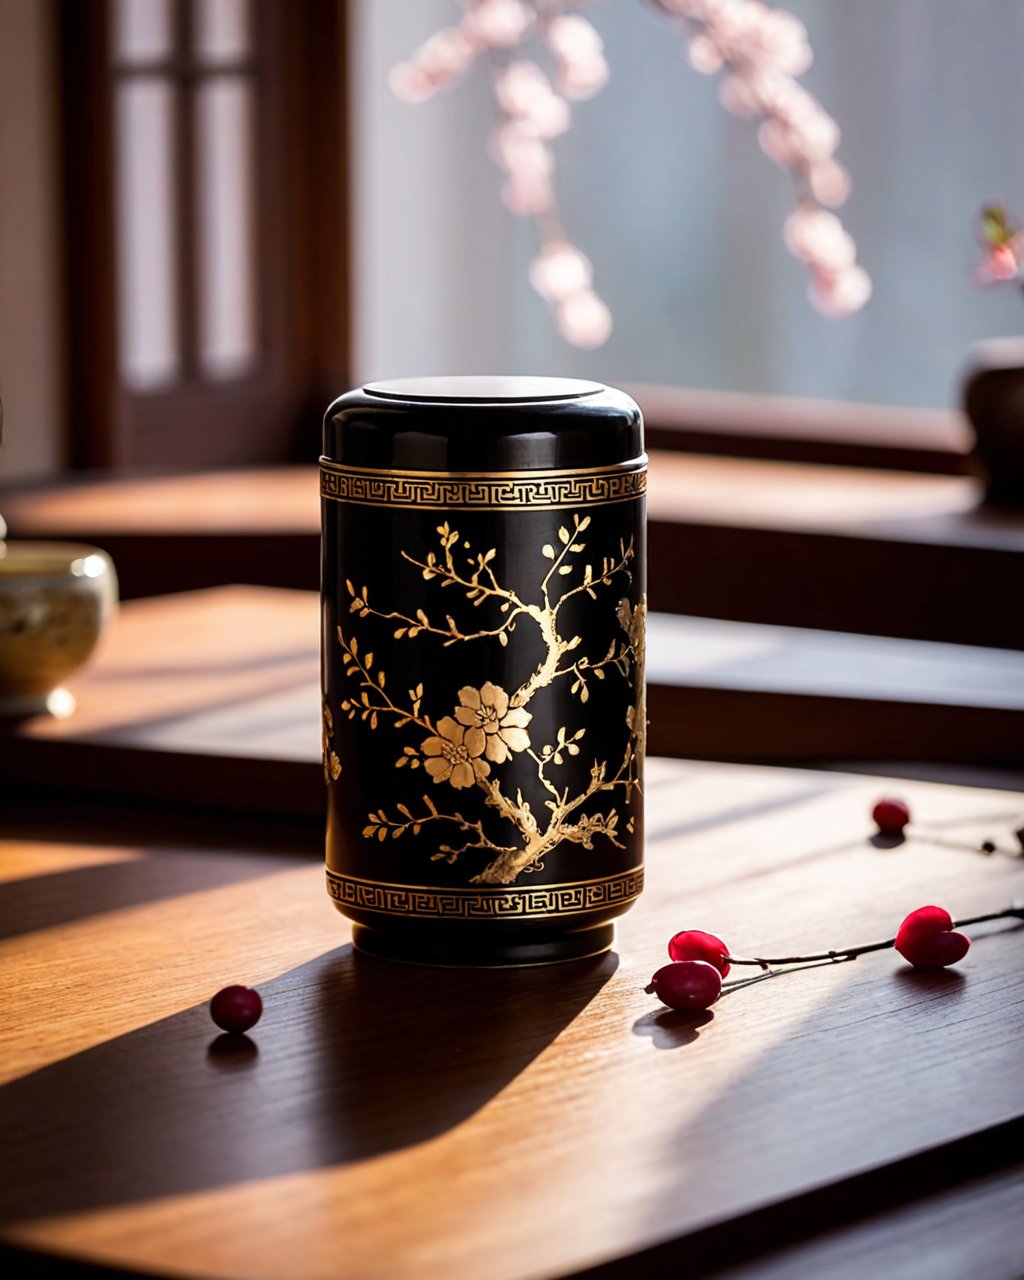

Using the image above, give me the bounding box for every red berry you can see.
[894,905,970,969]
[645,960,723,1011]
[872,796,911,836]
[667,929,731,977]
[210,985,263,1034]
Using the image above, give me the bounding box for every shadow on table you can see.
[584,953,1023,1280]
[0,944,616,1225]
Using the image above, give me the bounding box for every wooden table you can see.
[1,754,1023,1279]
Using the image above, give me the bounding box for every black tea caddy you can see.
[321,376,646,965]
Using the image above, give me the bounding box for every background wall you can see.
[0,0,64,481]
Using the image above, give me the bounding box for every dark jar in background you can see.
[321,376,646,966]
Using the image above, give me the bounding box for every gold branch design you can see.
[333,514,643,884]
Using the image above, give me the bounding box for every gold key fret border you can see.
[326,867,644,920]
[319,459,647,511]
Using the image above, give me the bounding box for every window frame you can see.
[57,0,351,471]
[628,383,973,477]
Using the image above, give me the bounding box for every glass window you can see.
[356,0,1024,410]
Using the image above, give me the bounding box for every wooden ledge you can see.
[2,457,1021,646]
[1,589,1020,823]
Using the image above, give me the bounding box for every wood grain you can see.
[1,758,1023,1280]
[711,1164,1024,1280]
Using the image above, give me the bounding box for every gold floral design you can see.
[454,682,532,764]
[421,716,491,789]
[618,596,647,769]
[333,512,643,884]
[322,705,342,783]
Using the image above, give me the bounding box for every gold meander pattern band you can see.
[326,867,644,920]
[320,460,647,510]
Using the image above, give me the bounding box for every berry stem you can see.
[724,904,1024,970]
[721,954,856,994]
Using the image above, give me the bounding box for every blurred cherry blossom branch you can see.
[390,0,870,348]
[973,203,1024,292]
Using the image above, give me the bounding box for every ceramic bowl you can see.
[0,541,118,716]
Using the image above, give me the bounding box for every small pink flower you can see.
[388,62,436,105]
[556,53,610,101]
[784,206,855,271]
[417,28,478,78]
[689,34,725,75]
[529,241,593,302]
[808,264,872,318]
[502,172,554,215]
[544,13,603,60]
[556,289,613,348]
[808,158,852,207]
[464,0,533,48]
[491,123,552,178]
[719,73,762,119]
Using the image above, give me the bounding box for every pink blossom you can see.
[388,62,437,105]
[555,288,613,347]
[689,34,725,74]
[463,0,533,48]
[494,59,551,116]
[490,122,552,178]
[529,241,593,301]
[808,264,872,318]
[417,28,479,78]
[501,172,554,215]
[784,206,855,272]
[556,54,610,100]
[719,73,762,118]
[544,14,603,60]
[757,119,802,166]
[494,61,571,138]
[808,158,852,207]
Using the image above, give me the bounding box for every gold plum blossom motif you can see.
[617,597,647,769]
[421,716,492,789]
[335,512,643,885]
[322,705,342,783]
[454,683,532,764]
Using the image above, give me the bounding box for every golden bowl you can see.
[0,541,118,716]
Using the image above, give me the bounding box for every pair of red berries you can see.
[646,906,971,1013]
[646,930,731,1011]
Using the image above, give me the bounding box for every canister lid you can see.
[323,375,644,472]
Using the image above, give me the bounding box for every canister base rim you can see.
[350,921,615,969]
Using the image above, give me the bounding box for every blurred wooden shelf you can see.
[1,756,1022,1279]
[2,455,1022,646]
[1,588,1021,825]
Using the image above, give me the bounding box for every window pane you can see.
[115,82,179,389]
[196,79,258,379]
[113,0,173,62]
[357,0,1024,411]
[194,0,251,63]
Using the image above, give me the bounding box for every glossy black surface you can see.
[322,378,645,966]
[323,376,644,473]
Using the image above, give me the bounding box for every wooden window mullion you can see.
[173,0,199,381]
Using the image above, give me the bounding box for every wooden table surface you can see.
[1,755,1023,1279]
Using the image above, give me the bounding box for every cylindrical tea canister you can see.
[321,376,645,965]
